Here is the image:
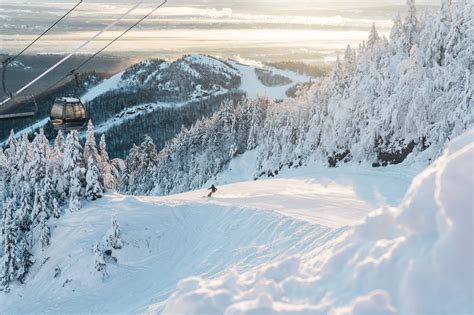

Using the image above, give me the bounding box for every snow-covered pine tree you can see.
[39,211,50,249]
[63,131,85,198]
[54,130,65,155]
[136,136,159,193]
[84,121,99,163]
[69,167,83,212]
[14,134,32,204]
[31,183,48,225]
[0,149,8,210]
[52,197,61,219]
[343,45,357,77]
[121,144,141,193]
[99,135,116,190]
[402,0,420,53]
[41,174,54,218]
[93,242,108,281]
[1,199,17,291]
[106,215,123,250]
[16,238,33,284]
[84,121,104,190]
[18,186,33,231]
[35,129,50,159]
[4,129,19,175]
[367,23,382,48]
[85,156,103,201]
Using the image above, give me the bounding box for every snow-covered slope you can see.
[82,55,310,105]
[82,71,125,103]
[227,60,310,100]
[163,128,474,315]
[2,129,472,314]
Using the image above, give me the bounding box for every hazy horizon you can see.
[1,0,440,63]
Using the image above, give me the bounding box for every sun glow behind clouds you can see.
[0,1,409,62]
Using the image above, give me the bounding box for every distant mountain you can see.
[1,54,313,159]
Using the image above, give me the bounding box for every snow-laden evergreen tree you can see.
[52,198,61,219]
[85,156,103,201]
[39,211,50,249]
[63,131,85,197]
[0,149,8,212]
[367,23,382,47]
[84,121,104,190]
[135,136,159,193]
[84,121,100,164]
[4,130,19,178]
[1,200,17,292]
[402,0,421,53]
[41,174,54,217]
[13,134,32,203]
[99,135,116,190]
[16,238,33,284]
[18,186,33,231]
[93,242,108,281]
[31,183,48,225]
[106,215,123,250]
[121,144,141,193]
[69,167,83,212]
[53,130,65,155]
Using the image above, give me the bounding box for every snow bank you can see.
[162,129,474,314]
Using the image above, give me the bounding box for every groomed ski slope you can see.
[1,130,472,314]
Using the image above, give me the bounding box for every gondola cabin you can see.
[50,97,87,130]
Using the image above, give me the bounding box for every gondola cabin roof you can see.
[57,97,81,103]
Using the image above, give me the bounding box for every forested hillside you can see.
[2,55,312,159]
[120,0,473,196]
[0,122,119,291]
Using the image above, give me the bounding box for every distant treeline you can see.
[267,61,330,78]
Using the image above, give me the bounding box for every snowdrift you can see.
[162,129,474,314]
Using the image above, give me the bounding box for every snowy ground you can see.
[1,160,414,313]
[1,131,472,314]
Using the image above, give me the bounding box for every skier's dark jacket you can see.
[208,185,217,192]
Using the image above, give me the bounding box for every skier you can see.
[207,184,218,197]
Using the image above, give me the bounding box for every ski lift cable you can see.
[47,0,168,93]
[2,1,84,66]
[0,0,149,107]
[1,1,84,96]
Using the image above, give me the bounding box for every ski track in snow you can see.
[0,164,416,314]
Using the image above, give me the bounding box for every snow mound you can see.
[162,129,474,315]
